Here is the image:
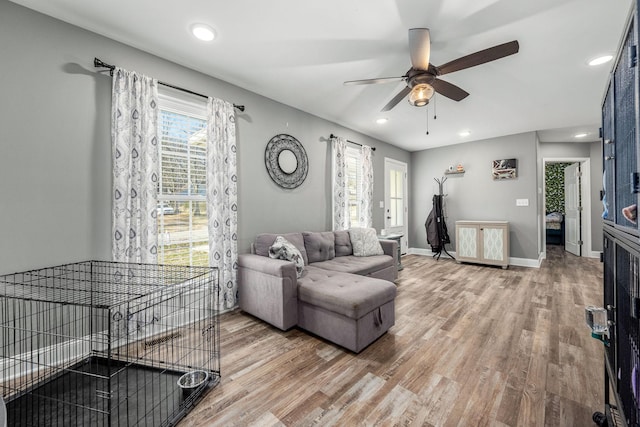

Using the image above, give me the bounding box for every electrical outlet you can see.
[379,201,384,208]
[516,198,529,206]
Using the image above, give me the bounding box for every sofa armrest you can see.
[238,253,296,276]
[378,239,398,258]
[237,254,298,330]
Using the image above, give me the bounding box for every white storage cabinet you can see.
[455,220,509,269]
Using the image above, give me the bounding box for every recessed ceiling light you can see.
[459,130,471,137]
[191,24,216,41]
[588,55,613,66]
[574,132,588,138]
[376,118,388,124]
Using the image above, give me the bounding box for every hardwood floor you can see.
[181,245,604,426]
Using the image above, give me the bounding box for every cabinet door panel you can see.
[602,81,614,223]
[482,227,505,261]
[457,226,478,259]
[603,235,616,382]
[613,22,637,229]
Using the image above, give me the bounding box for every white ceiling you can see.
[11,0,632,151]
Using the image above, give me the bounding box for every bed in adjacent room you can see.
[546,212,565,245]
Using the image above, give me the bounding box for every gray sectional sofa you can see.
[237,230,398,353]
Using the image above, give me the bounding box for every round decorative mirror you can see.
[265,134,308,189]
[278,149,298,174]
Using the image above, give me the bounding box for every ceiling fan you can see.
[344,28,519,112]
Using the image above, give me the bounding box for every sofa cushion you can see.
[349,227,384,256]
[269,236,305,278]
[311,255,394,277]
[333,230,353,257]
[255,233,309,265]
[303,231,335,263]
[298,266,396,319]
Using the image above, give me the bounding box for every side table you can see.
[378,233,403,271]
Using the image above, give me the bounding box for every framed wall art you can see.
[492,158,517,180]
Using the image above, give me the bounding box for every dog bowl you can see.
[177,370,209,397]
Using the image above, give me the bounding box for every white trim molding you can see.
[541,157,593,258]
[407,248,542,268]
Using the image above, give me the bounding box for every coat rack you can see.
[425,177,453,260]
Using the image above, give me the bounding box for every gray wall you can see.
[410,132,539,260]
[538,141,591,158]
[538,140,603,253]
[0,1,410,274]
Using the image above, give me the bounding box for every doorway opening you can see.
[541,157,592,258]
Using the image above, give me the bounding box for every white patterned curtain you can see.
[359,145,374,227]
[332,136,350,230]
[206,97,238,310]
[111,68,159,263]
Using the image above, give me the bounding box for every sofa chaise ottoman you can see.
[237,229,398,353]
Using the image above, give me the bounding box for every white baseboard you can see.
[407,247,455,258]
[407,247,541,268]
[511,256,542,268]
[589,251,602,259]
[407,247,599,267]
[542,249,602,260]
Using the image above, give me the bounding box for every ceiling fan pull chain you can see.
[434,94,437,120]
[426,105,430,135]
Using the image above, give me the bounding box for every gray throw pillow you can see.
[269,236,305,277]
[303,231,335,263]
[349,227,384,257]
[334,230,353,256]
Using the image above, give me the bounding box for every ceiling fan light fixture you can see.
[408,83,434,107]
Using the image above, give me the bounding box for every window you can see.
[157,89,209,267]
[345,146,364,227]
[389,168,404,227]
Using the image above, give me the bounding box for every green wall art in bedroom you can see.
[545,162,572,214]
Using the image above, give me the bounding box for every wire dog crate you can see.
[0,261,219,427]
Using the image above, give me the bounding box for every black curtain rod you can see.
[94,58,245,112]
[329,133,376,151]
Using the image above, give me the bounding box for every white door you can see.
[564,163,581,256]
[384,158,408,254]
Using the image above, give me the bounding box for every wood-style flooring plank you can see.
[180,245,604,426]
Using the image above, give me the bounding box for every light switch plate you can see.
[516,198,529,206]
[379,201,384,208]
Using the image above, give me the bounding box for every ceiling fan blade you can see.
[408,28,431,71]
[381,86,412,112]
[437,40,519,75]
[344,77,405,85]
[431,79,469,101]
